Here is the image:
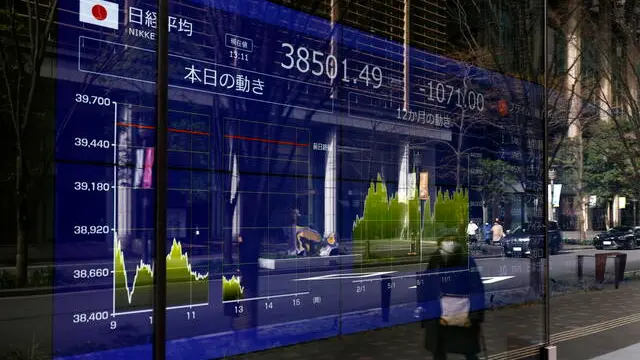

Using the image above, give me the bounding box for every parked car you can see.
[503,220,563,257]
[593,226,640,250]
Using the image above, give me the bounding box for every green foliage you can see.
[352,175,408,259]
[387,193,405,240]
[28,268,53,287]
[432,188,469,240]
[553,137,582,195]
[477,158,517,209]
[1,338,47,360]
[222,275,244,301]
[422,194,435,243]
[407,186,422,244]
[0,268,53,290]
[584,122,635,200]
[353,173,469,259]
[0,270,17,289]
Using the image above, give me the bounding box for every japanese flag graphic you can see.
[79,0,119,30]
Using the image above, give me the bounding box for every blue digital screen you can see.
[53,1,543,359]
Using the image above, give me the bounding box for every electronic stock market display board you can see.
[54,0,543,359]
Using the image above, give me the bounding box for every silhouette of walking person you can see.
[419,235,485,360]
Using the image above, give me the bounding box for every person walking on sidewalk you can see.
[418,235,485,360]
[491,220,504,244]
[483,222,491,245]
[467,220,479,244]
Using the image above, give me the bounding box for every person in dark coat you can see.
[483,222,492,245]
[418,235,485,360]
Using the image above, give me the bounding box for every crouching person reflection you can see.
[421,235,485,360]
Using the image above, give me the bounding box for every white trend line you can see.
[114,237,208,305]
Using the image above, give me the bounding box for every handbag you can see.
[439,294,471,327]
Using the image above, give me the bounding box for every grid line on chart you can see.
[117,186,210,192]
[223,190,310,195]
[221,226,308,230]
[187,110,210,306]
[267,120,271,296]
[304,126,312,295]
[117,144,209,155]
[112,302,209,316]
[117,122,210,136]
[113,102,211,310]
[224,134,309,147]
[225,116,311,131]
[232,154,309,164]
[224,118,312,298]
[117,227,211,231]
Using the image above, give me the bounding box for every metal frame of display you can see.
[153,1,169,359]
[542,0,556,358]
[144,1,555,359]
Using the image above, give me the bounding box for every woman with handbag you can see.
[419,235,486,360]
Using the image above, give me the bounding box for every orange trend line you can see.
[117,122,210,136]
[224,134,309,147]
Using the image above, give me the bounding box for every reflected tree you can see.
[477,158,518,224]
[0,0,58,287]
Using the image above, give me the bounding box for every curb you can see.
[563,245,594,250]
[625,270,640,278]
[0,284,100,298]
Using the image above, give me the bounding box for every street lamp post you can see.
[548,168,556,222]
[410,150,422,256]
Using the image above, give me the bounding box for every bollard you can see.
[529,256,542,297]
[595,253,608,283]
[381,274,391,322]
[577,255,584,280]
[614,253,627,289]
[416,272,425,305]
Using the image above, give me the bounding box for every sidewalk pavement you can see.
[228,281,640,360]
[563,231,598,242]
[560,323,640,360]
[564,244,594,250]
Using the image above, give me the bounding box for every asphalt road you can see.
[2,247,639,359]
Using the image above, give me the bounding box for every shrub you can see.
[222,275,244,301]
[353,173,470,259]
[0,270,17,289]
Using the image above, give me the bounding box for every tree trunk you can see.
[15,215,27,287]
[521,194,526,224]
[455,154,461,190]
[482,201,488,224]
[15,151,28,287]
[575,133,586,242]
